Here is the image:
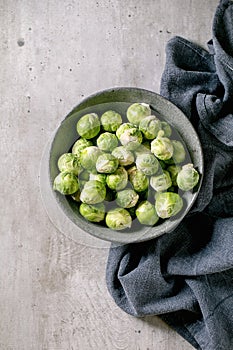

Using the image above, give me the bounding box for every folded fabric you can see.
[106,1,233,349]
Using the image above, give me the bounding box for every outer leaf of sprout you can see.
[177,163,200,191]
[116,189,139,208]
[76,113,100,139]
[96,153,119,173]
[105,208,132,230]
[79,203,105,222]
[151,130,173,160]
[126,103,151,125]
[80,180,106,204]
[53,171,79,195]
[155,192,183,219]
[57,153,82,176]
[96,132,118,152]
[136,200,159,225]
[150,170,172,192]
[100,110,122,132]
[136,153,160,176]
[106,167,128,191]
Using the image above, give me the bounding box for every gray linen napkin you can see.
[106,1,233,349]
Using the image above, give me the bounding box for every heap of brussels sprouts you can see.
[53,103,200,231]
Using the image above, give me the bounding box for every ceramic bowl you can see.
[48,87,203,244]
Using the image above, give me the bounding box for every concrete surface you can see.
[0,1,219,349]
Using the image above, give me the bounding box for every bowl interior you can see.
[49,87,203,244]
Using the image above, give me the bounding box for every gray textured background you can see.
[1,1,219,349]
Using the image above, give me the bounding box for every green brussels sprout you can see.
[150,170,172,192]
[89,173,106,184]
[80,180,106,204]
[57,153,82,175]
[128,166,149,192]
[80,146,102,172]
[106,167,128,191]
[53,171,79,195]
[96,132,118,152]
[79,203,105,222]
[139,115,162,139]
[96,153,119,173]
[177,163,200,191]
[135,153,160,176]
[155,192,183,218]
[100,110,122,132]
[116,189,139,208]
[166,140,186,165]
[72,138,93,156]
[171,140,186,163]
[126,102,151,125]
[118,126,143,150]
[167,165,182,186]
[76,113,100,139]
[161,121,172,137]
[105,208,132,230]
[112,146,134,166]
[136,200,159,226]
[151,130,173,160]
[116,123,134,139]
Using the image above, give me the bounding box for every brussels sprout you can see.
[155,192,183,218]
[116,123,134,139]
[89,173,106,184]
[166,140,186,164]
[100,110,122,132]
[116,189,139,208]
[57,153,82,176]
[53,171,79,195]
[167,165,181,186]
[177,163,200,191]
[161,121,172,137]
[96,153,119,173]
[79,203,105,222]
[139,115,162,139]
[72,138,93,156]
[126,103,151,125]
[150,170,172,192]
[76,113,100,139]
[80,146,102,172]
[96,132,118,152]
[105,208,132,230]
[112,146,134,166]
[135,153,160,176]
[106,167,128,191]
[128,166,149,192]
[151,130,173,160]
[80,180,106,204]
[136,200,159,225]
[118,126,143,150]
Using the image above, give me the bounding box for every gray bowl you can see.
[48,87,203,244]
